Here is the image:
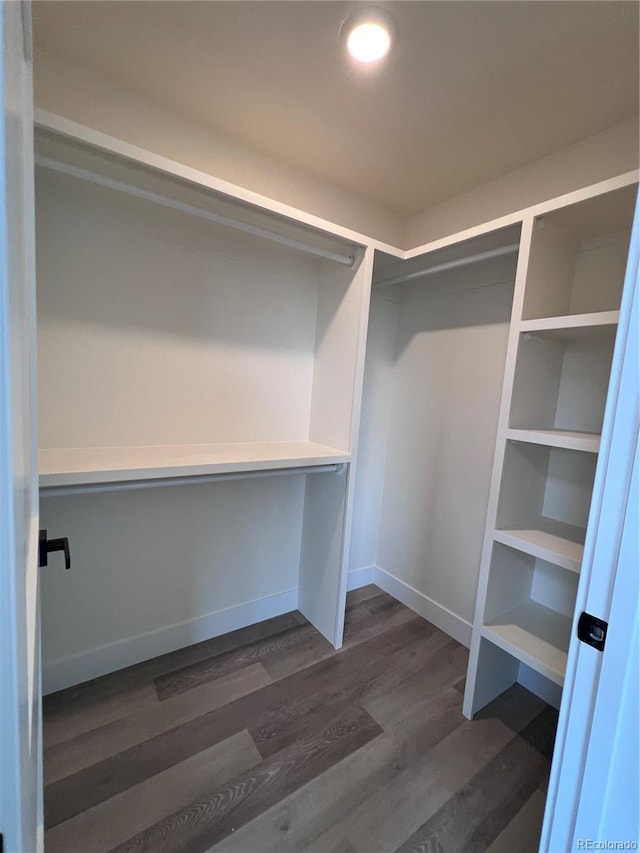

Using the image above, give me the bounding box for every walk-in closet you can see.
[32,111,638,853]
[2,3,638,852]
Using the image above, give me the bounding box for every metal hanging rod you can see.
[36,154,356,267]
[39,462,346,498]
[373,243,520,290]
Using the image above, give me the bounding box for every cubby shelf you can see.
[39,441,351,489]
[494,518,584,574]
[482,600,572,686]
[510,320,617,436]
[519,310,619,335]
[506,428,600,453]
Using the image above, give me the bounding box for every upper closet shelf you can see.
[40,441,350,491]
[35,126,362,269]
[506,429,600,453]
[373,242,519,289]
[371,224,522,299]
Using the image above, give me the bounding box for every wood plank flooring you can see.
[43,585,556,853]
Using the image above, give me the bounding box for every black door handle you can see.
[39,529,71,570]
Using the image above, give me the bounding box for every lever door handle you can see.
[39,529,71,570]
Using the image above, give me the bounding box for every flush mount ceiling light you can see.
[342,8,396,64]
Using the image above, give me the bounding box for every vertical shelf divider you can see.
[463,215,535,718]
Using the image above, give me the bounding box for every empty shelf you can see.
[506,429,600,453]
[39,441,351,489]
[519,311,619,336]
[494,517,585,573]
[482,600,572,686]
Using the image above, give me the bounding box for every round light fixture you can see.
[343,9,395,64]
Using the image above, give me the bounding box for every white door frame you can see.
[0,2,41,851]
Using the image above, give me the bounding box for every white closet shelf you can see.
[519,310,619,335]
[39,441,351,489]
[494,517,585,573]
[35,127,362,268]
[482,600,572,686]
[506,429,600,453]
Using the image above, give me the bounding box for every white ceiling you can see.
[32,1,639,218]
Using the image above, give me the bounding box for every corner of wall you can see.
[42,587,299,694]
[405,117,639,250]
[33,51,406,248]
[373,566,473,647]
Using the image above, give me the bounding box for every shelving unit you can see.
[36,121,373,691]
[464,182,637,717]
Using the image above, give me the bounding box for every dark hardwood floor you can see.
[43,585,556,853]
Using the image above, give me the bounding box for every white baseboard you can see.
[518,662,563,709]
[347,565,376,591]
[43,587,299,695]
[43,567,474,693]
[373,565,472,647]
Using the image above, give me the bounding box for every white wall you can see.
[36,168,321,449]
[349,295,399,573]
[40,476,303,693]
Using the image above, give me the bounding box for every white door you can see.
[540,199,639,850]
[0,3,41,852]
[571,438,639,845]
